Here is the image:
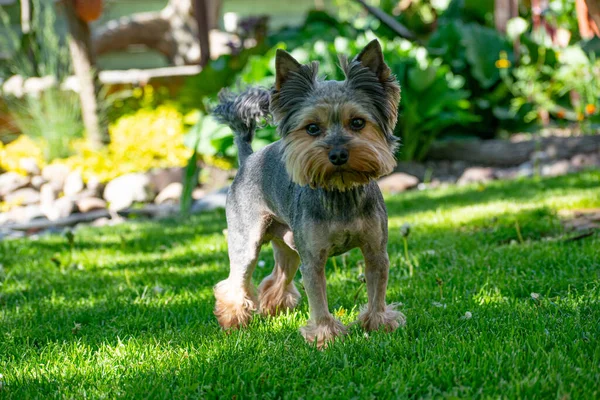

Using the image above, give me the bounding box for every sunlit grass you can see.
[1,171,599,398]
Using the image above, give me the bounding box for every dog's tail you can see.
[212,87,271,165]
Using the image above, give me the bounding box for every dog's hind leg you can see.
[214,206,267,330]
[258,239,301,316]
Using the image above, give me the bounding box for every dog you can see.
[212,39,405,348]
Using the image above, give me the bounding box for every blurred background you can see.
[1,0,599,234]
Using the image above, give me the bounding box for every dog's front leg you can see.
[298,252,347,348]
[358,246,406,332]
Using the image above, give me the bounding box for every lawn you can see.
[1,171,599,399]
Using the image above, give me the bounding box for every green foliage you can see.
[0,0,71,80]
[393,54,480,160]
[2,171,600,398]
[104,85,174,124]
[4,89,83,161]
[428,20,519,135]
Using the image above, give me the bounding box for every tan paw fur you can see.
[258,273,301,316]
[214,279,258,329]
[358,303,406,332]
[300,317,348,349]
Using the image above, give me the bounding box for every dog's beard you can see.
[282,127,396,192]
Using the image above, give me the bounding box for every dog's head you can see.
[270,39,401,192]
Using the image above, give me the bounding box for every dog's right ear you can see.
[275,49,302,91]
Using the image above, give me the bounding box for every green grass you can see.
[1,171,600,399]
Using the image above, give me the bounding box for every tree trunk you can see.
[494,0,516,33]
[427,136,600,166]
[584,0,600,36]
[92,0,222,66]
[63,0,109,148]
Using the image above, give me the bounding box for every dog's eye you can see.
[305,124,321,136]
[350,118,366,130]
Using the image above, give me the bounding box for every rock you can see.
[202,166,232,191]
[61,75,80,93]
[86,176,103,196]
[457,167,496,185]
[71,189,98,202]
[541,160,572,177]
[147,167,183,193]
[41,164,70,192]
[76,197,107,213]
[571,153,600,169]
[155,182,183,204]
[395,161,428,181]
[0,172,30,198]
[19,158,41,176]
[44,197,75,221]
[63,171,84,196]
[377,173,419,193]
[192,188,206,200]
[530,150,550,163]
[191,187,228,213]
[2,75,24,97]
[39,184,58,205]
[31,176,46,189]
[103,173,155,211]
[494,167,520,180]
[450,161,468,177]
[517,162,534,178]
[4,188,40,206]
[3,205,45,224]
[23,75,57,96]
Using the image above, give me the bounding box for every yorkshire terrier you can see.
[212,39,405,348]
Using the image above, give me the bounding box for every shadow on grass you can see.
[2,171,599,358]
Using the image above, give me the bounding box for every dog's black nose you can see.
[328,148,349,166]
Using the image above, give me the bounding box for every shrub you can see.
[60,105,192,182]
[4,89,84,162]
[0,135,45,174]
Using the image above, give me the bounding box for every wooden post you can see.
[63,0,109,148]
[194,0,211,67]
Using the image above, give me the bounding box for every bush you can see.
[0,136,45,174]
[58,106,192,182]
[4,89,84,162]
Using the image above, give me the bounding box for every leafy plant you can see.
[393,53,480,160]
[60,106,192,182]
[0,0,71,80]
[4,89,83,161]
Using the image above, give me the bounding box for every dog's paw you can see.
[300,317,347,349]
[214,279,257,329]
[358,303,406,332]
[258,275,301,316]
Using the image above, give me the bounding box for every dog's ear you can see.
[355,39,391,82]
[275,49,302,90]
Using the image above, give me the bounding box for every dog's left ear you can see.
[355,39,391,82]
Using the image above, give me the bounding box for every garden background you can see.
[0,0,599,398]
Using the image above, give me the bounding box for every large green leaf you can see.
[461,23,512,89]
[184,115,233,157]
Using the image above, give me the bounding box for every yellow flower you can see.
[61,105,192,182]
[132,87,143,98]
[577,112,584,121]
[585,103,596,115]
[0,136,45,174]
[495,59,511,69]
